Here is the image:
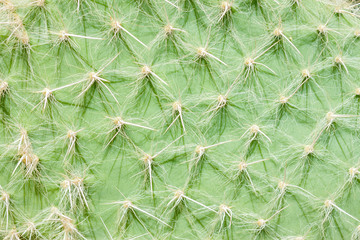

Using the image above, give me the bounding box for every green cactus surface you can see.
[1,0,360,239]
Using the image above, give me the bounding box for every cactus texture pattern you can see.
[1,0,360,239]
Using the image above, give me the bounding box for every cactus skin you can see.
[1,0,360,239]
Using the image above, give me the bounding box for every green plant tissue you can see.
[1,0,360,239]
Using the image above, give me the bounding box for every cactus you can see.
[1,0,360,239]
